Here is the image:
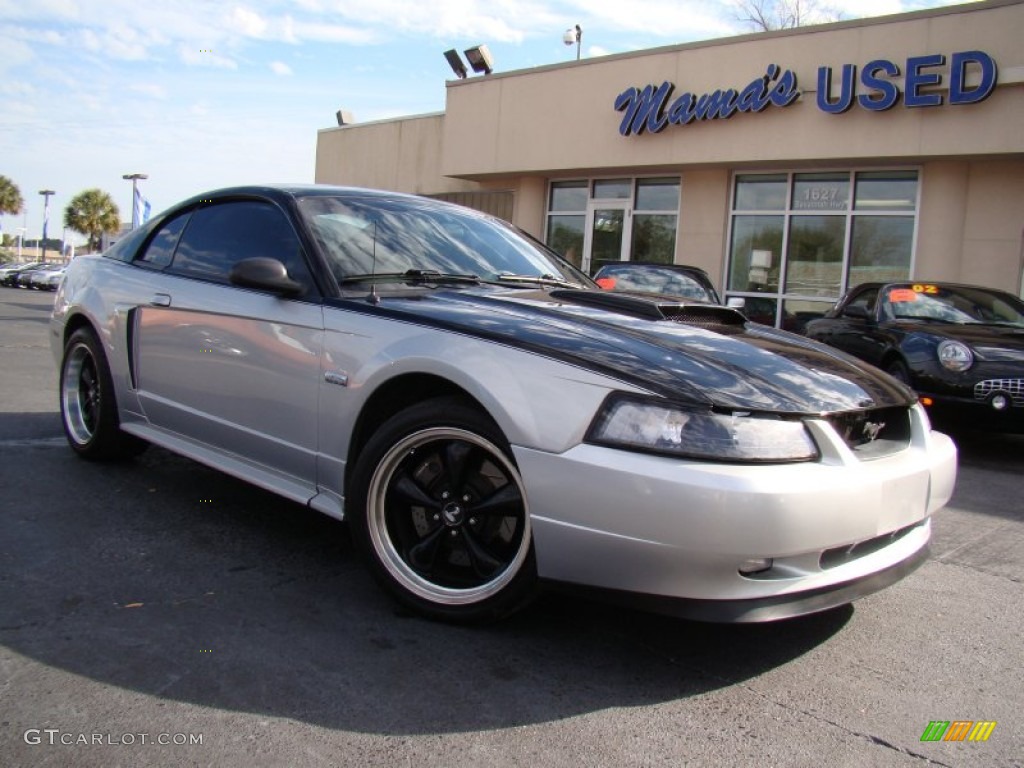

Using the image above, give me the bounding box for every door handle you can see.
[150,293,172,307]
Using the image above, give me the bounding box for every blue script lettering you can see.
[615,64,800,137]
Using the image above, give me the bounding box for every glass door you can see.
[582,201,631,275]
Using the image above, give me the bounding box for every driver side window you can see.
[168,201,311,288]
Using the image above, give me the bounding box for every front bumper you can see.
[515,406,957,621]
[920,388,1024,433]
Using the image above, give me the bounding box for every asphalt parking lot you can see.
[1,287,1022,767]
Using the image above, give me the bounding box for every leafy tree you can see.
[64,189,120,252]
[732,0,841,31]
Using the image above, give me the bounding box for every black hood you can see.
[335,286,914,414]
[893,320,1024,350]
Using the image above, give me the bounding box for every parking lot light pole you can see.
[38,189,55,262]
[123,173,148,229]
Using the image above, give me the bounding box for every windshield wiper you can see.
[339,269,480,286]
[485,273,582,288]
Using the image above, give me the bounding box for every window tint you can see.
[845,286,880,314]
[169,201,308,285]
[137,212,190,268]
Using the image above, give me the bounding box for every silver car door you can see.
[133,200,323,497]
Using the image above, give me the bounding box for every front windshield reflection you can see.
[298,195,590,288]
[882,284,1024,327]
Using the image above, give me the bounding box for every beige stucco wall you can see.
[915,159,1024,287]
[441,1,1024,179]
[316,113,478,196]
[314,1,1024,292]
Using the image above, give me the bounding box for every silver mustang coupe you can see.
[51,185,957,623]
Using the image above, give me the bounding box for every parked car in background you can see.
[15,264,57,289]
[52,185,956,623]
[805,282,1024,432]
[592,262,722,305]
[29,264,67,291]
[0,262,46,287]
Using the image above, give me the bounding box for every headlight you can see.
[587,396,818,463]
[937,340,973,372]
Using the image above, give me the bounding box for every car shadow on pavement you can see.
[0,411,64,441]
[0,440,852,736]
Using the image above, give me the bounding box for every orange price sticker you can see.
[888,288,919,303]
[596,277,617,290]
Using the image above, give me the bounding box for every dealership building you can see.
[315,0,1024,327]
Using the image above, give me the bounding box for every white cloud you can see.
[269,60,293,76]
[587,45,610,57]
[229,6,269,38]
[179,45,238,69]
[130,84,168,99]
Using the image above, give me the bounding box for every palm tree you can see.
[64,189,121,252]
[0,176,24,249]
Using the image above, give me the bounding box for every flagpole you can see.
[122,173,148,229]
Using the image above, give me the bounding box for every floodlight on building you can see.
[463,44,493,75]
[444,49,468,79]
[563,25,582,60]
[336,109,355,126]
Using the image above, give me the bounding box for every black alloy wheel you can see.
[349,396,536,622]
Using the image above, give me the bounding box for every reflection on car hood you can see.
[890,320,1024,349]
[344,286,913,414]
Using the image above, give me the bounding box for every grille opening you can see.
[820,522,923,570]
[826,406,911,459]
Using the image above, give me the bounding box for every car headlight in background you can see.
[587,396,818,463]
[937,340,974,372]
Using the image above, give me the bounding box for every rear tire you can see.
[348,396,537,623]
[60,327,148,461]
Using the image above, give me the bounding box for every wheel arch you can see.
[345,373,493,489]
[62,311,98,348]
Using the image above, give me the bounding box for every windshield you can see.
[881,283,1024,327]
[595,265,719,304]
[298,195,591,288]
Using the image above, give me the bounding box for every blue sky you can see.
[1,0,973,243]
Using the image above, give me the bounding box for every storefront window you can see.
[593,179,631,199]
[547,181,587,267]
[631,215,677,264]
[546,215,585,268]
[550,181,588,212]
[726,169,918,327]
[729,216,783,292]
[635,178,680,211]
[850,216,914,284]
[784,215,845,297]
[782,299,835,334]
[546,176,680,273]
[792,173,849,212]
[734,174,787,210]
[855,171,918,211]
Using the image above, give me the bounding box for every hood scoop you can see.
[549,288,747,328]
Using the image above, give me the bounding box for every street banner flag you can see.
[134,188,152,226]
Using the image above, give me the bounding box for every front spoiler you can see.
[546,543,931,623]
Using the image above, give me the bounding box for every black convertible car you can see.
[805,282,1024,431]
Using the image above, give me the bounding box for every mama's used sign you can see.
[614,50,997,137]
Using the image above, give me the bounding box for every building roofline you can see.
[444,0,1011,89]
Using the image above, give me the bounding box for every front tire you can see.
[885,358,913,386]
[60,327,147,460]
[349,397,537,622]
